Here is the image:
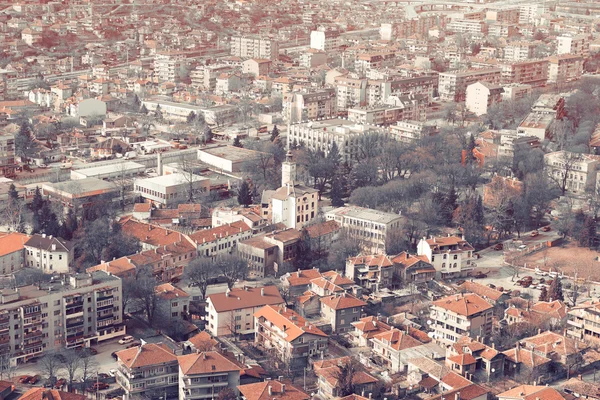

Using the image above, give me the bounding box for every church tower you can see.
[281,150,296,187]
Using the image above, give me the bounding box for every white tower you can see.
[281,151,296,187]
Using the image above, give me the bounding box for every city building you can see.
[254,304,328,367]
[282,89,337,123]
[0,232,29,275]
[566,300,600,345]
[320,292,367,333]
[0,271,125,366]
[115,343,179,398]
[178,351,243,400]
[310,30,341,52]
[465,82,504,116]
[557,34,590,57]
[345,255,394,291]
[198,145,271,173]
[544,151,599,195]
[446,19,487,34]
[242,59,272,77]
[326,206,403,254]
[313,357,377,399]
[238,380,309,400]
[547,55,583,85]
[205,286,285,337]
[346,105,415,126]
[389,121,437,143]
[153,52,187,83]
[517,112,555,141]
[497,385,566,400]
[391,252,436,283]
[438,69,501,102]
[499,59,549,87]
[417,236,475,279]
[134,173,210,207]
[334,75,367,110]
[24,234,72,274]
[155,283,190,322]
[0,131,15,177]
[189,220,253,258]
[370,328,426,373]
[430,293,494,346]
[230,36,279,60]
[502,42,536,61]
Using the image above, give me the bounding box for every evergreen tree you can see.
[237,181,252,207]
[475,195,484,225]
[8,184,18,203]
[154,104,163,121]
[203,126,213,144]
[31,187,44,214]
[465,134,477,164]
[549,278,564,301]
[133,94,141,108]
[295,228,313,269]
[578,216,596,248]
[232,136,243,148]
[438,186,458,226]
[15,119,38,161]
[186,111,196,124]
[290,138,299,150]
[140,104,148,114]
[330,177,345,207]
[39,202,59,236]
[539,286,549,302]
[270,125,280,142]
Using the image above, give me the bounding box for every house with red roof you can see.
[417,235,475,279]
[445,336,504,381]
[313,357,378,399]
[497,384,567,400]
[238,379,309,400]
[345,254,394,291]
[0,232,29,275]
[178,351,243,400]
[370,328,428,372]
[320,292,367,333]
[155,283,190,322]
[392,252,436,284]
[254,304,328,367]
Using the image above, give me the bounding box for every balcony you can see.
[66,306,84,316]
[24,330,42,339]
[0,336,9,345]
[567,319,583,329]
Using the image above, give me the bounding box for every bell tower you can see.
[281,150,296,187]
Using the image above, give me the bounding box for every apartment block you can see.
[447,19,487,34]
[230,36,279,60]
[389,120,437,143]
[334,76,367,110]
[178,352,242,400]
[518,4,550,24]
[190,65,236,91]
[345,255,394,291]
[0,232,29,275]
[566,301,600,345]
[325,205,403,254]
[502,42,536,61]
[500,59,549,87]
[430,294,493,346]
[347,105,411,126]
[438,69,501,102]
[0,131,15,177]
[0,271,125,366]
[254,304,328,367]
[547,55,583,85]
[319,293,366,333]
[557,34,589,57]
[465,82,504,116]
[206,286,285,337]
[544,151,599,194]
[417,236,475,279]
[310,30,341,52]
[283,89,337,123]
[153,52,187,83]
[355,52,397,72]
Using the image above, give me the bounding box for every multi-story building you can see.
[355,52,397,73]
[364,75,437,106]
[447,19,487,34]
[566,300,600,345]
[334,76,367,110]
[502,84,533,101]
[24,234,72,274]
[0,271,125,366]
[389,120,437,143]
[416,236,475,279]
[241,59,272,77]
[547,55,583,85]
[190,65,236,91]
[319,293,366,333]
[238,380,309,400]
[0,232,29,275]
[153,52,187,83]
[347,103,423,125]
[134,173,210,207]
[518,4,550,24]
[206,286,285,337]
[254,304,328,367]
[287,119,388,163]
[310,30,341,52]
[544,151,599,194]
[370,328,425,373]
[499,59,549,87]
[189,221,253,258]
[517,112,555,141]
[155,283,190,322]
[115,343,179,399]
[557,34,589,57]
[502,42,536,61]
[430,293,493,346]
[438,69,501,102]
[0,131,15,177]
[531,94,566,118]
[488,23,518,38]
[230,36,279,60]
[486,8,519,24]
[283,89,337,123]
[314,357,377,399]
[345,254,394,291]
[178,351,242,400]
[465,82,504,116]
[326,206,403,254]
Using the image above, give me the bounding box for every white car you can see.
[118,335,134,345]
[108,369,117,378]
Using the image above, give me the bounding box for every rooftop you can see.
[207,286,284,313]
[326,205,402,224]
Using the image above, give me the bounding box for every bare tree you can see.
[0,353,16,380]
[186,258,217,299]
[79,349,98,391]
[177,156,205,203]
[39,352,62,386]
[60,349,83,392]
[546,152,583,196]
[216,255,248,289]
[131,271,161,325]
[114,160,130,210]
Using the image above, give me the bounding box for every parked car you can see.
[54,379,66,389]
[493,243,503,250]
[488,283,496,289]
[108,369,118,378]
[97,373,110,381]
[111,351,118,360]
[472,272,487,279]
[19,376,32,384]
[530,231,539,237]
[521,281,532,288]
[541,226,551,232]
[126,341,141,348]
[456,280,466,285]
[29,376,40,384]
[118,335,135,345]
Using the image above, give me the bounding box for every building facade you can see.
[24,234,72,274]
[430,294,493,346]
[417,236,475,279]
[230,36,279,60]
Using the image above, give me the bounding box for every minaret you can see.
[281,150,296,188]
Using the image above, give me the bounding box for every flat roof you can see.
[72,161,145,177]
[199,145,268,163]
[135,172,208,187]
[326,205,402,224]
[43,178,118,196]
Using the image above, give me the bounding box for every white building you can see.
[557,34,589,57]
[0,232,29,275]
[465,82,504,116]
[430,294,493,346]
[230,36,279,60]
[205,286,285,337]
[70,161,145,180]
[544,151,600,195]
[416,236,475,279]
[134,173,210,207]
[24,234,72,273]
[310,30,341,52]
[325,206,403,254]
[178,351,242,400]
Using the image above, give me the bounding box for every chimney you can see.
[226,289,230,297]
[261,288,265,296]
[268,386,272,396]
[281,384,285,394]
[42,233,46,238]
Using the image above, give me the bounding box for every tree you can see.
[140,104,148,114]
[539,286,549,302]
[330,176,345,207]
[216,255,248,289]
[187,111,197,124]
[443,103,458,125]
[15,119,39,161]
[154,104,163,122]
[133,271,161,325]
[327,234,361,271]
[524,173,558,227]
[203,126,213,143]
[79,349,98,391]
[333,359,359,397]
[549,278,564,302]
[186,258,217,300]
[270,125,280,142]
[0,353,16,380]
[1,183,26,232]
[232,136,243,148]
[578,216,596,248]
[237,180,253,207]
[216,388,237,400]
[39,352,62,386]
[547,152,584,196]
[60,349,83,392]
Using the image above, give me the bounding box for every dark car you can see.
[54,379,66,389]
[29,376,40,384]
[494,243,503,250]
[126,341,141,349]
[111,351,119,361]
[19,376,32,384]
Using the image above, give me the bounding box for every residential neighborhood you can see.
[1,1,600,400]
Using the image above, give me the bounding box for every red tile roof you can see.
[116,343,177,369]
[208,286,284,313]
[237,381,309,400]
[0,232,29,257]
[433,293,493,317]
[178,351,242,375]
[372,328,423,351]
[189,221,251,244]
[255,305,327,343]
[320,293,367,310]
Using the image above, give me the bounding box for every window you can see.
[453,255,458,260]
